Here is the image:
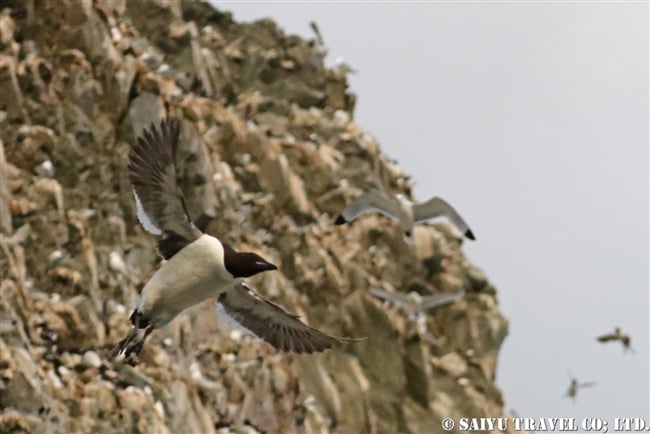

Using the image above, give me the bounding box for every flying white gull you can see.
[112,119,356,362]
[334,189,475,240]
[369,288,465,318]
[370,288,465,337]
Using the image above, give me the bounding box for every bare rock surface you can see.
[0,1,516,433]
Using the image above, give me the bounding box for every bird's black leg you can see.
[108,326,137,359]
[108,311,142,359]
[128,326,152,356]
[124,325,153,365]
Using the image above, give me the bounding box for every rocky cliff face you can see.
[0,1,512,433]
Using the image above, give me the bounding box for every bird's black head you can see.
[223,243,278,278]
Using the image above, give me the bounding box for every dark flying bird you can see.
[334,189,475,241]
[112,119,355,361]
[596,327,633,353]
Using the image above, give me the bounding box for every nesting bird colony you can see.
[1,1,517,433]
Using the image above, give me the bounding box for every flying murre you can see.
[112,119,356,361]
[334,189,475,241]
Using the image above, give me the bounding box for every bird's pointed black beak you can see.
[256,261,278,272]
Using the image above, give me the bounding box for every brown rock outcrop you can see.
[0,1,514,433]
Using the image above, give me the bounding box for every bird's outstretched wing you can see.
[596,333,616,343]
[128,119,201,259]
[217,282,361,353]
[412,196,475,240]
[420,291,465,310]
[369,288,415,309]
[335,189,402,225]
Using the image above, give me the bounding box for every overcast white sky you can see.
[219,1,649,422]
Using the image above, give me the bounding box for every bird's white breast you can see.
[137,234,235,327]
[395,194,415,231]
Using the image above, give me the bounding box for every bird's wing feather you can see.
[419,291,465,310]
[128,119,201,259]
[338,189,402,223]
[412,196,475,240]
[218,282,361,353]
[369,288,415,309]
[596,334,616,342]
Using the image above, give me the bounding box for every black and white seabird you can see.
[596,327,633,353]
[112,119,353,361]
[334,189,475,241]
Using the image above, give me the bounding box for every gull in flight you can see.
[369,288,465,317]
[369,287,465,335]
[335,189,475,241]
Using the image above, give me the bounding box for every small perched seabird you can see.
[565,377,596,402]
[596,327,633,353]
[334,189,475,241]
[112,119,354,361]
